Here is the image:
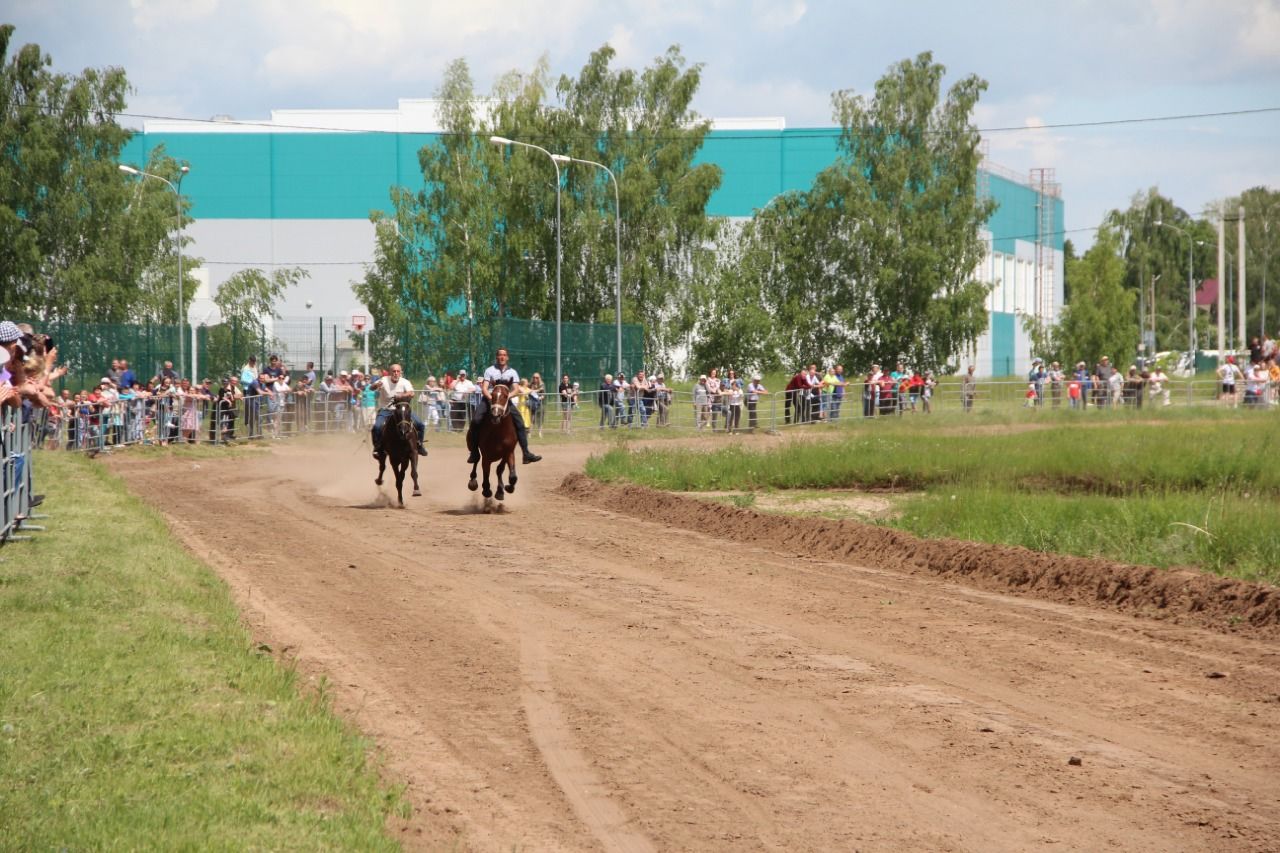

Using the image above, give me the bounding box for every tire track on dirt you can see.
[107,438,1280,851]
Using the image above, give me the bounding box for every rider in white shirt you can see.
[370,363,428,459]
[467,347,542,465]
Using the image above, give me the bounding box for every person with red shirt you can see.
[784,368,807,425]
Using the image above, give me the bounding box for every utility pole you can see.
[1238,206,1247,349]
[1217,213,1225,361]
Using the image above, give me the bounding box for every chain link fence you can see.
[33,315,644,393]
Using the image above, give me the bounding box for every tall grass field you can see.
[0,452,403,848]
[586,417,1280,584]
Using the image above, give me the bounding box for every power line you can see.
[114,105,1280,140]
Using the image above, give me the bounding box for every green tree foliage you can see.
[1038,230,1137,367]
[1234,186,1280,340]
[203,267,307,379]
[1106,188,1215,353]
[697,53,994,374]
[0,26,190,322]
[354,46,722,365]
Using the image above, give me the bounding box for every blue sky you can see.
[7,0,1278,243]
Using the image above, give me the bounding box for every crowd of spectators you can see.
[38,354,326,449]
[2,319,64,532]
[594,369,676,430]
[413,369,549,436]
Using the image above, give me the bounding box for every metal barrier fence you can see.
[33,377,1279,457]
[510,378,1280,436]
[1,405,39,544]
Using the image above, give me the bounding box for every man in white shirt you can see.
[370,363,427,460]
[467,347,542,465]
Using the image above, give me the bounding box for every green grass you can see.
[585,416,1280,584]
[0,453,404,848]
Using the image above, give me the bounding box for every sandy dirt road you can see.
[109,435,1280,852]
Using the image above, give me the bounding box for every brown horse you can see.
[375,400,421,506]
[467,384,517,501]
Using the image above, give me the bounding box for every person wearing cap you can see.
[450,369,475,432]
[421,375,444,432]
[745,374,768,431]
[370,363,427,460]
[468,347,541,464]
[1027,358,1046,407]
[652,372,672,427]
[693,374,710,430]
[598,373,617,429]
[1217,354,1242,406]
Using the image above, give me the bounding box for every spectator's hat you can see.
[458,369,467,375]
[699,374,707,380]
[752,374,762,381]
[1226,355,1235,363]
[100,376,113,385]
[656,372,664,379]
[427,375,436,382]
[352,369,363,376]
[339,369,349,375]
[0,320,21,343]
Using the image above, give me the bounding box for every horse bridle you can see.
[489,384,509,422]
[393,400,414,439]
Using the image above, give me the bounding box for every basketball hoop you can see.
[351,313,367,332]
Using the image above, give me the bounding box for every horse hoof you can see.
[375,478,383,486]
[506,482,516,493]
[467,479,478,492]
[413,488,422,497]
[496,491,504,501]
[482,488,492,498]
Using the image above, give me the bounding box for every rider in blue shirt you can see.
[466,347,542,465]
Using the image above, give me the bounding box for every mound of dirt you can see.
[560,473,1280,633]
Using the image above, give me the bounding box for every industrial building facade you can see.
[122,100,1063,377]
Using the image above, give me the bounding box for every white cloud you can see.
[751,0,807,30]
[606,24,638,66]
[129,0,219,30]
[1237,0,1280,63]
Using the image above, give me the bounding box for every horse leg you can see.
[394,458,406,507]
[375,452,386,486]
[495,458,505,501]
[409,448,421,497]
[481,458,493,499]
[468,457,479,491]
[506,451,517,493]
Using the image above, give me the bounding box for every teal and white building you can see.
[123,100,1063,377]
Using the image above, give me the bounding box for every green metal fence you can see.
[32,315,644,392]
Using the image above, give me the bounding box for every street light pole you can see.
[561,156,623,375]
[1155,220,1196,363]
[489,136,562,383]
[120,162,190,377]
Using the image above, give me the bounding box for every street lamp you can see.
[120,162,190,378]
[559,155,623,375]
[1155,220,1197,362]
[489,136,563,383]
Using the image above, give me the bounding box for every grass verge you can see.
[0,452,404,848]
[586,418,1280,584]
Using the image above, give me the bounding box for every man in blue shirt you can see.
[119,360,136,390]
[466,347,541,465]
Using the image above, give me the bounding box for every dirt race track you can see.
[109,435,1280,852]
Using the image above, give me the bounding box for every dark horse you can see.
[375,400,421,506]
[467,384,517,501]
